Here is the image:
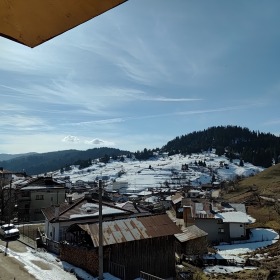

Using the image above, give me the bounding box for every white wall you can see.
[229,223,246,238]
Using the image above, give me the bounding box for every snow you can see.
[215,211,250,223]
[0,244,120,280]
[204,228,279,275]
[70,204,125,219]
[2,228,275,279]
[204,265,256,274]
[6,152,268,278]
[52,152,264,192]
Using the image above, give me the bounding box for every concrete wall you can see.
[30,189,66,221]
[195,219,230,243]
[229,223,246,239]
[45,220,75,242]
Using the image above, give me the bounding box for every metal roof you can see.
[171,193,183,205]
[174,225,208,243]
[78,214,181,247]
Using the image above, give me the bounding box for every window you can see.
[36,194,44,200]
[218,228,225,233]
[22,191,30,197]
[217,219,223,224]
[240,224,243,227]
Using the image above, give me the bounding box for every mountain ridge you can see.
[1,125,279,175]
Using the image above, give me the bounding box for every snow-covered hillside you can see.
[52,152,264,193]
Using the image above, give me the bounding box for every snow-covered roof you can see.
[69,203,125,219]
[171,193,183,204]
[215,211,250,223]
[138,190,152,196]
[189,189,201,193]
[145,196,158,203]
[21,185,64,190]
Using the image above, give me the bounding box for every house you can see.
[187,189,203,198]
[115,201,151,215]
[175,225,208,261]
[171,193,184,218]
[62,213,182,279]
[16,176,66,222]
[0,169,27,222]
[41,195,134,243]
[182,199,253,244]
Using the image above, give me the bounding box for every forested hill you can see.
[0,147,130,175]
[162,126,280,168]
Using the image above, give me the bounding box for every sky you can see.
[1,0,280,154]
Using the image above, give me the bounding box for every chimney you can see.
[54,205,60,219]
[183,206,194,226]
[66,195,73,204]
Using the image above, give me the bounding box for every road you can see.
[0,237,80,280]
[0,239,36,280]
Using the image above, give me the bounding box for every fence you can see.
[109,262,126,279]
[17,223,44,248]
[45,238,60,254]
[139,271,164,280]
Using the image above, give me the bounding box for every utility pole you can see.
[98,179,103,280]
[8,180,12,224]
[0,167,4,222]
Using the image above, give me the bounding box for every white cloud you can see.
[62,135,80,143]
[85,139,105,145]
[84,139,115,146]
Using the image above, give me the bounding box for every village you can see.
[0,152,279,280]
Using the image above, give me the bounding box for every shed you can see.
[62,214,182,279]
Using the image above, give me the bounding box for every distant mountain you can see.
[0,148,130,175]
[0,152,37,162]
[2,126,280,175]
[162,126,280,168]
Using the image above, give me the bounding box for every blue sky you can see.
[1,0,280,154]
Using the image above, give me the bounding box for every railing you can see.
[109,261,126,280]
[139,271,164,280]
[45,238,60,254]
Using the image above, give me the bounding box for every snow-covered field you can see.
[204,228,279,274]
[53,152,264,191]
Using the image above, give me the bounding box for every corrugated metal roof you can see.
[172,193,183,205]
[174,225,208,243]
[78,214,181,247]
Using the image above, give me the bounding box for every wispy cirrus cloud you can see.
[135,96,202,102]
[70,118,124,126]
[262,119,280,126]
[0,114,50,131]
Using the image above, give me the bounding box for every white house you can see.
[41,195,133,243]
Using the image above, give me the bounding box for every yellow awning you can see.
[0,0,127,48]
